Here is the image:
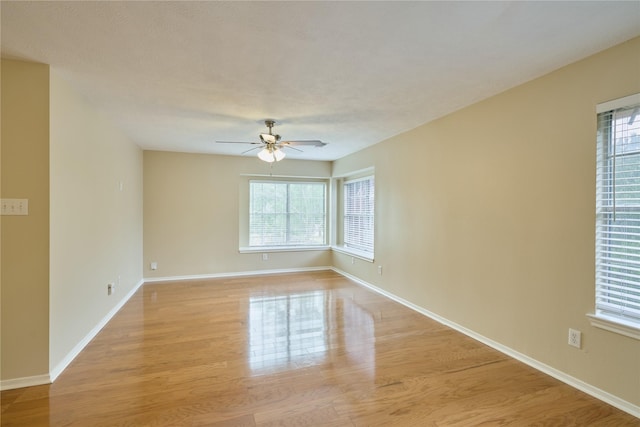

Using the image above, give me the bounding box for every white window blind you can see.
[344,176,374,253]
[249,181,326,247]
[596,100,640,325]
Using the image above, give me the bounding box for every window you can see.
[343,176,375,255]
[249,180,326,247]
[594,94,640,334]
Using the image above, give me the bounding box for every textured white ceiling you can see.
[2,1,639,161]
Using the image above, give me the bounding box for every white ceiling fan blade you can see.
[282,140,327,147]
[280,144,303,153]
[241,146,263,155]
[215,141,261,144]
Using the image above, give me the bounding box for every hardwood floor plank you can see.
[255,403,352,427]
[1,271,637,426]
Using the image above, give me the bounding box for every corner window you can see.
[341,175,375,258]
[593,93,640,338]
[249,180,327,248]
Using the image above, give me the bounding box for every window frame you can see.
[333,172,375,262]
[591,93,640,340]
[242,178,329,252]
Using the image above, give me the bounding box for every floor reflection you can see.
[249,289,376,377]
[342,295,375,378]
[249,291,328,372]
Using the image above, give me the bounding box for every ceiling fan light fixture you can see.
[273,148,286,161]
[258,147,276,163]
[257,146,286,163]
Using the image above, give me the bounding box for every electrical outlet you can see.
[568,328,581,348]
[378,265,383,275]
[262,253,268,261]
[1,198,29,215]
[150,262,158,270]
[351,257,355,265]
[107,283,114,296]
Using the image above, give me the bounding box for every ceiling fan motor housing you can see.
[259,119,281,144]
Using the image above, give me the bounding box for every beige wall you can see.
[332,37,640,406]
[0,59,143,384]
[49,71,143,372]
[144,151,332,278]
[1,60,50,380]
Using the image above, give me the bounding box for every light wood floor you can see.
[1,271,637,426]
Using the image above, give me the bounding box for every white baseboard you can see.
[1,279,144,391]
[48,278,145,383]
[143,266,332,283]
[331,267,640,419]
[0,374,50,391]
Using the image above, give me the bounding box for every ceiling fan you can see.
[216,120,327,162]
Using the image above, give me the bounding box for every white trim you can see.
[332,166,375,179]
[2,279,145,389]
[240,173,330,180]
[248,177,329,184]
[144,266,332,283]
[0,374,51,391]
[49,279,144,382]
[596,93,640,113]
[343,174,374,185]
[332,267,640,419]
[239,245,330,254]
[331,245,374,262]
[329,178,338,247]
[587,313,640,341]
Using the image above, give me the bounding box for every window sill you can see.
[587,313,640,341]
[331,245,374,263]
[239,245,330,254]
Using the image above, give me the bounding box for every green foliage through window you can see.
[250,181,326,247]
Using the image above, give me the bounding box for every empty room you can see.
[1,1,639,425]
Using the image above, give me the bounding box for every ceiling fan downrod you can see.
[264,119,276,134]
